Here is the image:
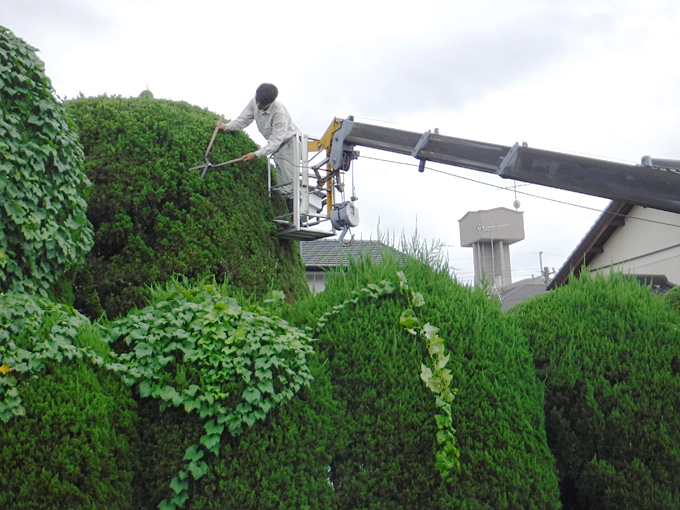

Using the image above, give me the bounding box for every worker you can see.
[217,83,300,211]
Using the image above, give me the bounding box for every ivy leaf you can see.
[242,413,256,428]
[422,323,439,339]
[258,379,274,394]
[183,444,204,462]
[134,342,153,358]
[439,368,453,385]
[158,499,176,510]
[420,364,433,384]
[435,413,453,430]
[183,384,200,397]
[188,459,210,480]
[254,356,270,370]
[258,398,273,414]
[428,335,446,356]
[242,386,261,404]
[399,309,418,332]
[200,433,221,455]
[183,399,202,413]
[169,476,189,494]
[159,385,183,406]
[411,291,425,308]
[138,379,153,398]
[170,491,189,507]
[435,396,449,408]
[204,418,225,436]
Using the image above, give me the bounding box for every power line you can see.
[361,154,680,230]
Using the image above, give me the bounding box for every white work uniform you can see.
[225,98,300,198]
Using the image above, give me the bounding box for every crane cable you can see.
[360,154,680,230]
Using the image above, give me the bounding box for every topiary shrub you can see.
[663,285,680,311]
[0,26,93,297]
[180,354,339,510]
[286,253,561,509]
[0,293,139,509]
[104,279,336,509]
[65,95,309,319]
[510,272,680,509]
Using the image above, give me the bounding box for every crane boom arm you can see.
[325,116,680,214]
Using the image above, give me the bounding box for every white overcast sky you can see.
[4,0,680,284]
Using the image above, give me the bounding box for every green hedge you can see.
[510,272,680,509]
[0,26,93,297]
[0,294,139,510]
[104,280,337,509]
[65,95,309,319]
[287,254,561,509]
[663,285,680,311]
[143,355,339,510]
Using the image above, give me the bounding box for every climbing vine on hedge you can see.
[0,27,93,296]
[396,271,460,478]
[312,270,461,480]
[1,280,315,510]
[106,280,314,510]
[0,292,102,423]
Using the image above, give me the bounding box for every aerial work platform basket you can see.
[271,131,358,243]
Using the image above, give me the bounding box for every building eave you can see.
[548,201,634,289]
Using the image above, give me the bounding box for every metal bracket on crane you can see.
[640,155,680,171]
[329,116,360,172]
[411,130,431,172]
[411,128,438,172]
[497,141,528,177]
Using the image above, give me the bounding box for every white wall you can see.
[588,206,680,284]
[306,272,326,294]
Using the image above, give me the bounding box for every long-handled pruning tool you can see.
[188,116,245,178]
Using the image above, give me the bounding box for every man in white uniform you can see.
[217,83,299,209]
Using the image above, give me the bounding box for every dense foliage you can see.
[104,279,320,509]
[511,273,680,510]
[6,25,680,510]
[663,284,680,311]
[0,293,139,509]
[0,280,334,510]
[287,254,561,509]
[65,95,309,318]
[134,342,339,510]
[0,27,93,296]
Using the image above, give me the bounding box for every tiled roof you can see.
[300,239,388,270]
[500,278,548,311]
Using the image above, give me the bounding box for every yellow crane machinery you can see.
[272,116,680,242]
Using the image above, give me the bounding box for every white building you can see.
[550,201,679,292]
[299,239,388,293]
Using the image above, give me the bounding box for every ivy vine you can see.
[0,27,93,296]
[313,271,461,479]
[0,292,103,423]
[395,271,461,479]
[0,281,314,510]
[105,281,314,509]
[312,279,397,334]
[1,269,459,506]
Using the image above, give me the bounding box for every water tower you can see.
[459,207,525,289]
